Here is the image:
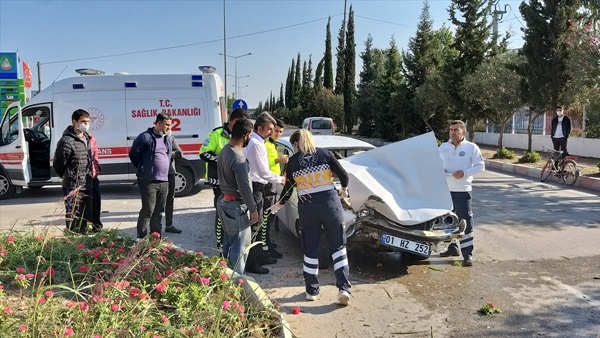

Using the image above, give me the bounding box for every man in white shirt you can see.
[438,120,485,266]
[551,105,571,156]
[242,112,286,274]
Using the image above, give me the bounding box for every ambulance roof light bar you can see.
[198,66,216,74]
[76,68,105,76]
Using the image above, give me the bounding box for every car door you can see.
[0,102,30,187]
[275,142,300,235]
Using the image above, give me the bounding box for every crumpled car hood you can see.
[339,132,453,225]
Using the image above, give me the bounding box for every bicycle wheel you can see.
[562,160,579,186]
[540,159,553,182]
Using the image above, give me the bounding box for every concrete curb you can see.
[484,159,600,192]
[231,269,294,338]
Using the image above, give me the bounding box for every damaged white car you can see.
[274,132,465,266]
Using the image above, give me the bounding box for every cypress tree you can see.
[335,19,346,95]
[375,36,403,139]
[278,83,284,108]
[301,56,315,117]
[285,63,294,109]
[293,53,302,110]
[314,57,324,92]
[355,35,378,136]
[343,5,356,134]
[324,17,334,89]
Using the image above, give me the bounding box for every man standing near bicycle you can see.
[438,120,485,267]
[551,105,571,156]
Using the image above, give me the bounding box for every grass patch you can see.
[0,229,281,337]
[492,147,515,160]
[517,150,541,164]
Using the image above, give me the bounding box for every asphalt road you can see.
[1,169,599,338]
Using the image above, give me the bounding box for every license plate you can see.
[380,233,431,257]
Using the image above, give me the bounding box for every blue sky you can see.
[0,0,525,108]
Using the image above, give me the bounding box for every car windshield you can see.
[311,119,332,129]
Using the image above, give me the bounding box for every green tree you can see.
[375,36,404,140]
[446,0,494,140]
[520,0,580,150]
[285,63,293,109]
[355,35,381,136]
[335,19,346,95]
[293,53,302,110]
[324,17,334,90]
[314,89,344,128]
[314,58,324,92]
[462,51,525,149]
[301,57,315,119]
[278,83,285,108]
[343,5,356,134]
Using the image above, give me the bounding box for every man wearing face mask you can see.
[53,109,95,233]
[551,105,571,156]
[129,113,173,239]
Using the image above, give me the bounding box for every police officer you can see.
[199,108,249,249]
[275,129,351,306]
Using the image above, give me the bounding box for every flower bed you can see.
[0,230,282,337]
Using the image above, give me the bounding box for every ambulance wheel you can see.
[318,231,332,268]
[174,166,194,197]
[0,170,16,200]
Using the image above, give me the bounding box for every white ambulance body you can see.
[0,70,226,199]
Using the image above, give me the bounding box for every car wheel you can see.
[0,170,16,200]
[402,252,429,261]
[174,166,194,197]
[318,231,332,268]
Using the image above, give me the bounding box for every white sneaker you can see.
[337,290,350,306]
[305,292,318,301]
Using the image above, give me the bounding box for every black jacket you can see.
[551,115,571,139]
[129,127,173,181]
[53,126,92,190]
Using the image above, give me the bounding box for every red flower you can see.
[110,304,120,312]
[66,301,77,309]
[35,235,44,241]
[76,243,85,249]
[102,257,110,263]
[0,249,8,255]
[45,290,54,298]
[222,300,231,310]
[291,306,301,314]
[219,260,227,266]
[175,250,182,257]
[79,302,90,312]
[161,315,169,323]
[79,265,89,273]
[38,297,46,304]
[196,251,203,257]
[155,283,167,293]
[99,237,106,244]
[6,237,14,243]
[195,325,203,332]
[200,277,210,285]
[220,273,229,280]
[165,269,174,276]
[3,306,12,315]
[45,267,55,276]
[25,273,35,279]
[18,325,28,332]
[238,278,245,284]
[15,267,26,273]
[117,247,125,253]
[151,232,161,238]
[129,287,140,298]
[92,249,102,259]
[63,327,75,337]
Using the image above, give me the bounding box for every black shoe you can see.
[463,255,473,267]
[165,226,182,233]
[260,255,278,265]
[440,248,461,257]
[245,264,269,274]
[270,242,278,248]
[268,248,283,259]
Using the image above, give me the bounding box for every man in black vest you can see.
[551,105,571,156]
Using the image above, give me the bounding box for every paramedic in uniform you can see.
[438,120,485,267]
[275,129,351,306]
[199,108,249,249]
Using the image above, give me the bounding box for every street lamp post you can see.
[219,52,251,100]
[227,74,249,99]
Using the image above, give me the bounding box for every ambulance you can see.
[0,67,226,200]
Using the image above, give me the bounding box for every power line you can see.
[507,4,525,28]
[42,14,343,65]
[354,14,416,28]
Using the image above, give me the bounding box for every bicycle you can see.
[539,145,580,186]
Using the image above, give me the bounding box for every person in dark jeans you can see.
[163,134,183,233]
[551,105,571,159]
[53,109,95,233]
[129,113,173,238]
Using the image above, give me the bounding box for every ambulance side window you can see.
[0,107,19,146]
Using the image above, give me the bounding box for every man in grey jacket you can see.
[129,113,173,238]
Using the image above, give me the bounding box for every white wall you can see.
[474,132,600,158]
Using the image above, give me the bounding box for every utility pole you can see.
[492,1,508,42]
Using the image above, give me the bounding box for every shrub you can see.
[0,230,281,338]
[597,160,600,171]
[518,150,542,163]
[492,147,515,159]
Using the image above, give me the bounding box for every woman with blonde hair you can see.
[277,129,351,306]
